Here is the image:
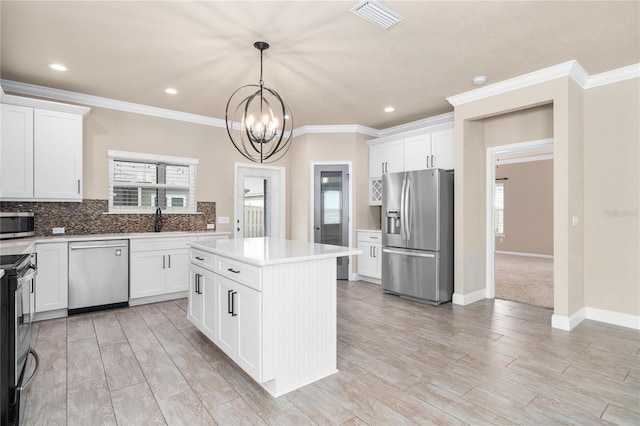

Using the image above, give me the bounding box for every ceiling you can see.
[1,1,638,130]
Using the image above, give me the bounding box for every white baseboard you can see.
[552,306,640,331]
[356,274,381,285]
[495,250,554,259]
[452,288,486,306]
[585,307,640,330]
[129,291,188,306]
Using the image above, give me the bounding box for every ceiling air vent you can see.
[350,0,404,30]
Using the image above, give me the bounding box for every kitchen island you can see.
[186,237,361,397]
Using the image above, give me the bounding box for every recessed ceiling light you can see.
[384,106,395,112]
[165,88,178,95]
[472,75,487,85]
[49,63,67,71]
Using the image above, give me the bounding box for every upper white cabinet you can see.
[367,120,454,205]
[0,104,34,199]
[33,109,83,200]
[404,129,454,172]
[0,96,89,202]
[369,139,404,178]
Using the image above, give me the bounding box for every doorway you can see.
[234,163,285,239]
[486,139,554,305]
[312,163,350,280]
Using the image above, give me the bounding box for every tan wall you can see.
[288,132,378,248]
[484,104,554,147]
[82,107,289,236]
[454,77,584,318]
[584,78,639,316]
[495,160,554,255]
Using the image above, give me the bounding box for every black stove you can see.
[1,253,38,425]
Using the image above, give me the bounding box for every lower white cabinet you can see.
[357,231,382,282]
[130,237,195,301]
[34,242,68,314]
[216,274,261,380]
[188,263,216,342]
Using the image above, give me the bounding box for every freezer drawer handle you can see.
[70,243,128,250]
[382,248,435,258]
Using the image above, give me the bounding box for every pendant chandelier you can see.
[225,41,293,163]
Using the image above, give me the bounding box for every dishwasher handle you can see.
[70,243,128,250]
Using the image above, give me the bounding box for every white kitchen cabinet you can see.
[0,98,89,202]
[216,274,262,379]
[188,263,217,342]
[33,109,83,200]
[130,237,194,302]
[0,104,34,199]
[357,231,382,282]
[369,139,404,179]
[367,121,454,205]
[187,238,359,397]
[34,242,68,317]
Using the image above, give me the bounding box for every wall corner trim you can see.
[446,61,640,107]
[452,288,486,306]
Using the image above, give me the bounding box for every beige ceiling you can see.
[1,1,638,130]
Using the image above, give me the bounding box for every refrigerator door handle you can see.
[400,177,407,240]
[382,248,435,258]
[406,178,412,241]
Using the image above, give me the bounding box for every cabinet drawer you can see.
[216,256,262,291]
[190,248,216,270]
[357,231,382,243]
[131,237,195,252]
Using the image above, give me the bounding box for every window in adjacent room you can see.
[108,150,198,213]
[494,181,505,236]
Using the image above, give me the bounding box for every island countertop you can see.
[188,237,361,267]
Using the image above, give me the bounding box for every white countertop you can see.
[0,231,230,256]
[356,229,381,233]
[189,237,362,267]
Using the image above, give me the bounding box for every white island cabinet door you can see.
[165,248,190,293]
[0,104,34,199]
[33,109,83,200]
[188,264,204,329]
[200,267,217,342]
[235,282,262,382]
[216,275,236,357]
[130,251,165,299]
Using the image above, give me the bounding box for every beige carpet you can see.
[494,253,554,309]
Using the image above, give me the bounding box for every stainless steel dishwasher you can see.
[68,239,129,315]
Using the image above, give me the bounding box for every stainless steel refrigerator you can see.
[382,168,454,304]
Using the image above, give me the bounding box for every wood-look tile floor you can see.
[22,280,640,425]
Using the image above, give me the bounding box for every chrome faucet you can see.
[154,207,163,232]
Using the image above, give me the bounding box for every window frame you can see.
[107,150,198,214]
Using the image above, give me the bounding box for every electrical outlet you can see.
[218,216,230,224]
[572,215,579,227]
[206,223,216,230]
[52,227,65,234]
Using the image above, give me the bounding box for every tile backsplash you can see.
[0,199,216,236]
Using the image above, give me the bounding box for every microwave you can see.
[0,212,35,239]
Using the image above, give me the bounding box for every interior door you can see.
[313,164,349,280]
[235,164,285,239]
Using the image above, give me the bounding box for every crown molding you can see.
[585,63,640,89]
[293,124,380,138]
[0,79,227,128]
[447,61,640,107]
[378,112,454,138]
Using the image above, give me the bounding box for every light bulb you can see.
[263,114,270,125]
[246,115,255,126]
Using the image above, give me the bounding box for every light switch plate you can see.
[218,216,230,224]
[206,223,216,230]
[52,227,65,234]
[572,215,579,226]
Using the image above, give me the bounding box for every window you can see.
[108,150,198,213]
[494,182,505,236]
